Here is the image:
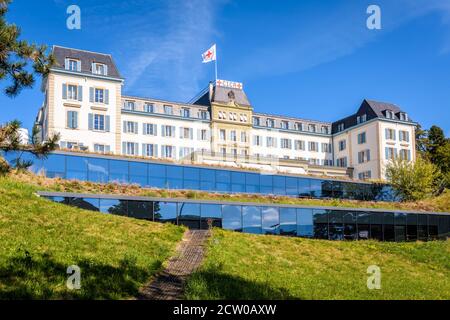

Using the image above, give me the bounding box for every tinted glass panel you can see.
[129,162,148,186]
[245,173,260,193]
[148,164,166,188]
[273,176,286,195]
[231,172,246,193]
[99,199,127,216]
[262,207,279,234]
[297,208,313,237]
[128,200,153,220]
[200,204,222,229]
[109,160,128,183]
[242,206,262,234]
[222,205,242,231]
[43,154,66,177]
[65,197,99,211]
[310,179,323,198]
[280,208,296,236]
[328,210,344,240]
[178,203,200,229]
[285,177,298,196]
[313,209,328,239]
[383,213,395,241]
[438,215,449,240]
[166,166,183,189]
[406,214,418,241]
[154,201,177,223]
[87,158,109,183]
[417,215,428,241]
[66,156,87,180]
[298,179,310,197]
[260,175,273,194]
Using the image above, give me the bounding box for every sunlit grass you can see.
[185,228,450,300]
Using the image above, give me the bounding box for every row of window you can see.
[253,117,330,134]
[218,111,248,123]
[44,196,449,241]
[335,111,409,134]
[385,148,412,161]
[66,111,111,132]
[65,58,108,76]
[123,101,210,120]
[385,128,410,142]
[62,84,109,104]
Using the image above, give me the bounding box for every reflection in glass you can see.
[438,215,449,240]
[166,166,183,189]
[43,154,66,178]
[231,172,246,193]
[178,203,201,229]
[154,201,177,223]
[245,173,260,193]
[273,176,286,195]
[260,175,273,194]
[200,204,222,229]
[297,208,313,237]
[310,179,323,198]
[128,200,153,220]
[184,167,200,190]
[406,214,417,241]
[280,208,296,236]
[313,209,328,239]
[328,210,344,240]
[222,205,242,231]
[262,207,279,235]
[129,162,148,186]
[109,160,128,183]
[99,199,127,216]
[87,158,109,183]
[148,163,166,188]
[66,156,87,180]
[285,177,298,196]
[242,206,262,234]
[417,214,428,241]
[298,179,310,198]
[383,212,395,241]
[65,197,99,211]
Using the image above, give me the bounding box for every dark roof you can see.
[191,81,251,107]
[332,99,413,134]
[52,46,122,78]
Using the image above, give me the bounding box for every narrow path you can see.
[137,229,210,300]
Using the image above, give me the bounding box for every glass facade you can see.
[4,151,398,201]
[42,194,450,242]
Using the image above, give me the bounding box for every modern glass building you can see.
[39,191,450,242]
[4,151,397,201]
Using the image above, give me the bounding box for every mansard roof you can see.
[52,46,122,79]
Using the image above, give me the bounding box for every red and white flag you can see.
[202,44,216,63]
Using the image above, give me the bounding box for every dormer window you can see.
[337,123,345,132]
[124,101,135,111]
[144,103,154,113]
[385,110,395,119]
[357,114,367,124]
[182,108,190,118]
[321,126,329,134]
[281,121,289,130]
[253,117,260,126]
[92,62,108,76]
[294,122,303,131]
[267,118,275,128]
[164,105,173,115]
[65,58,80,72]
[308,124,316,133]
[399,112,408,121]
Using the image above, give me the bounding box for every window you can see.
[357,132,366,144]
[399,130,410,142]
[308,141,319,152]
[308,124,316,133]
[94,114,105,131]
[253,135,262,146]
[358,149,371,164]
[67,111,78,129]
[143,123,157,136]
[67,84,78,100]
[199,129,209,141]
[163,105,173,115]
[357,114,367,124]
[337,123,345,132]
[179,147,194,158]
[123,121,138,134]
[199,110,208,119]
[323,159,333,166]
[266,137,277,148]
[281,121,289,129]
[123,142,138,155]
[161,125,175,137]
[294,122,303,131]
[385,110,395,119]
[95,88,104,103]
[219,129,226,141]
[321,126,329,134]
[240,132,247,142]
[281,138,292,149]
[385,128,396,140]
[142,143,157,157]
[161,145,175,158]
[239,114,248,122]
[180,127,193,139]
[124,101,135,111]
[336,157,347,167]
[218,111,225,120]
[321,143,331,153]
[399,149,411,161]
[266,118,275,128]
[220,147,226,155]
[295,140,305,150]
[358,171,372,180]
[385,147,397,160]
[65,59,80,71]
[231,148,237,156]
[182,108,190,118]
[94,144,110,154]
[92,63,107,76]
[338,140,346,151]
[230,130,237,141]
[253,117,260,126]
[399,112,408,121]
[144,103,154,113]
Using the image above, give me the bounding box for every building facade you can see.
[35,46,417,181]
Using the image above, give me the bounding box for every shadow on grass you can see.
[185,268,300,300]
[0,249,162,299]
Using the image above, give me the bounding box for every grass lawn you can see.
[185,229,450,300]
[0,176,185,299]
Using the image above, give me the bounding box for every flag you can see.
[202,44,216,63]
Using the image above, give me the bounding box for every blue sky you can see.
[1,0,450,135]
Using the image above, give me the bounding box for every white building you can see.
[35,46,417,180]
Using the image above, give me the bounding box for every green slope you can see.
[185,229,450,300]
[0,177,185,299]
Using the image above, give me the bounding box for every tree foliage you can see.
[385,156,440,201]
[0,0,54,96]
